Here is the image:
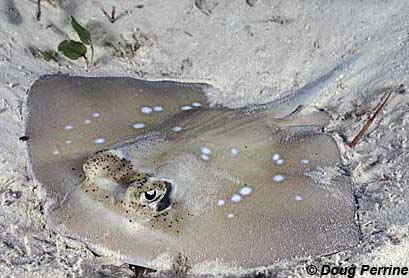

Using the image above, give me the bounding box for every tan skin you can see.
[82,151,171,219]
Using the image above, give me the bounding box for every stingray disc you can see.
[25,75,359,271]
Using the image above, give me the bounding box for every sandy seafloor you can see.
[1,0,409,277]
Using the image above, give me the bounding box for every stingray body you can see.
[26,74,359,271]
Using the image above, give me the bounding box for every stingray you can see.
[25,63,359,272]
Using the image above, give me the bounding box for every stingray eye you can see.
[144,190,157,202]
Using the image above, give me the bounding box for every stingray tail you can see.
[260,54,358,118]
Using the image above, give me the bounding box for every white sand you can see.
[1,0,409,277]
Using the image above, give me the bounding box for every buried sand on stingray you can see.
[25,75,359,272]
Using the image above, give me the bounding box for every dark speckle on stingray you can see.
[25,72,359,271]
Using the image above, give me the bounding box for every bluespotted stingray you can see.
[26,72,359,271]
